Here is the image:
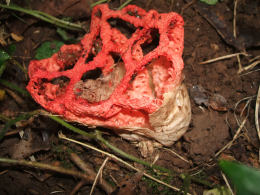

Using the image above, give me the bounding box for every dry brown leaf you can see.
[11,33,24,42]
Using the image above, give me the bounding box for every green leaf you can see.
[35,41,64,60]
[219,160,260,195]
[200,0,218,5]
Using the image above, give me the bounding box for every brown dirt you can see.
[0,0,259,194]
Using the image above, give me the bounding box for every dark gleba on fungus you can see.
[27,4,191,155]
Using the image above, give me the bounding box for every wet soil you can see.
[0,0,259,194]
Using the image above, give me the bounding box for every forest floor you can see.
[0,0,259,194]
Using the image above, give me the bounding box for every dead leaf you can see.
[11,33,24,42]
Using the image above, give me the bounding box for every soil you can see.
[0,0,260,194]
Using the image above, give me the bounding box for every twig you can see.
[221,172,235,195]
[0,4,84,31]
[255,86,260,162]
[233,0,238,38]
[0,157,93,181]
[236,55,243,74]
[238,60,260,73]
[90,157,109,195]
[249,55,260,63]
[58,132,189,194]
[240,68,260,76]
[163,148,191,164]
[199,53,248,65]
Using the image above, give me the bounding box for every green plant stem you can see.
[48,115,96,139]
[91,0,108,8]
[0,4,84,31]
[0,157,92,181]
[117,0,134,10]
[0,79,30,97]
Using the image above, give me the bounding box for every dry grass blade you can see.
[70,153,114,194]
[238,60,260,73]
[240,68,260,76]
[256,86,260,139]
[255,86,260,162]
[221,172,234,195]
[236,55,243,74]
[249,55,260,63]
[215,117,247,157]
[90,157,109,195]
[233,0,238,38]
[58,132,189,194]
[163,147,191,164]
[199,53,248,65]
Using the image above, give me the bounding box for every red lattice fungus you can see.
[27,4,191,146]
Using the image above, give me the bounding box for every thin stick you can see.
[163,148,191,164]
[233,0,238,38]
[58,132,189,194]
[255,86,260,162]
[233,0,244,73]
[240,68,260,76]
[239,60,260,73]
[249,55,260,63]
[0,157,92,181]
[90,157,109,195]
[236,55,243,74]
[255,86,260,140]
[199,53,248,65]
[0,4,84,31]
[221,172,235,195]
